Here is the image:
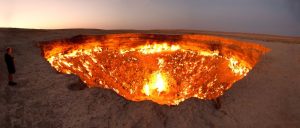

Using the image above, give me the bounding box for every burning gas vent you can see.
[40,34,269,105]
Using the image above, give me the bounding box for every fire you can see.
[154,72,166,92]
[143,71,168,96]
[40,34,269,105]
[228,57,249,76]
[138,43,181,54]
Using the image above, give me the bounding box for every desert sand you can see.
[0,28,299,128]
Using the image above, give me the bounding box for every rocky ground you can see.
[0,28,299,128]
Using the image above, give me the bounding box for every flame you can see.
[138,43,180,54]
[40,34,269,105]
[228,57,250,76]
[143,71,168,96]
[154,72,166,92]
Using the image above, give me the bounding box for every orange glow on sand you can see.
[40,34,269,105]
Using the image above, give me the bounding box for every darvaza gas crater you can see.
[40,34,269,105]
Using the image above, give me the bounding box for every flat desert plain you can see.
[0,28,299,128]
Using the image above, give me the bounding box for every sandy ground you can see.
[0,28,299,128]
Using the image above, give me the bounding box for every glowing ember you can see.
[40,34,269,105]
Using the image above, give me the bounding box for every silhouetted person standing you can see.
[5,47,17,85]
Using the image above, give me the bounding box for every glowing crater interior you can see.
[40,34,269,105]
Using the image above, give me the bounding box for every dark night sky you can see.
[0,0,299,36]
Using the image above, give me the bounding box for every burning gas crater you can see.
[40,34,269,105]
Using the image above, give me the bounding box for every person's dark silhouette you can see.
[5,47,17,85]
